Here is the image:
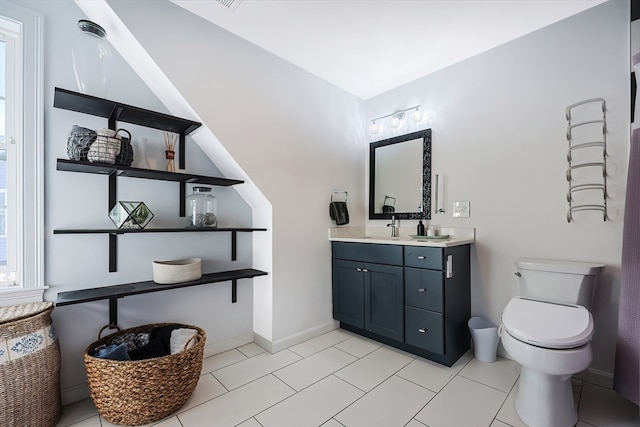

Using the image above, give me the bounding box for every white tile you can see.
[64,416,101,427]
[415,376,507,427]
[177,375,294,427]
[275,347,357,391]
[335,375,435,427]
[255,375,364,427]
[405,420,428,427]
[578,383,640,427]
[458,357,520,393]
[213,349,301,390]
[490,420,511,427]
[322,418,346,427]
[237,342,266,357]
[289,329,353,357]
[56,398,99,427]
[495,383,527,427]
[152,417,182,427]
[201,348,247,374]
[176,373,227,414]
[335,346,414,392]
[236,417,263,427]
[334,335,382,358]
[396,354,471,392]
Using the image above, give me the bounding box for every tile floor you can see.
[57,329,640,427]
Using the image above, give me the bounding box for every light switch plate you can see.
[452,201,470,218]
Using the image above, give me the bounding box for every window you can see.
[0,3,43,305]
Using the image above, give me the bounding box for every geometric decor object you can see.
[108,201,153,229]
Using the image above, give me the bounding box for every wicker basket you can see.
[0,302,62,427]
[84,323,206,426]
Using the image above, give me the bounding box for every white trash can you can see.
[468,316,499,363]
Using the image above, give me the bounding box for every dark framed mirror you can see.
[369,129,431,220]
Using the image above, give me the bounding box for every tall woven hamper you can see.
[84,323,205,426]
[0,302,62,427]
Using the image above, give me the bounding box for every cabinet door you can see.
[332,259,365,329]
[365,263,404,342]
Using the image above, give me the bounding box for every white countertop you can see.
[329,226,475,248]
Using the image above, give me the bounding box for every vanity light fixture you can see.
[369,105,425,134]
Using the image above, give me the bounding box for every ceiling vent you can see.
[215,0,243,11]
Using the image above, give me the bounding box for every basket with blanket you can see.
[84,322,206,426]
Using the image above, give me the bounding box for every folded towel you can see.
[94,343,131,361]
[150,324,182,354]
[128,339,167,360]
[330,201,349,226]
[170,328,198,354]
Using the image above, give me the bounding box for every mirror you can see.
[369,129,431,220]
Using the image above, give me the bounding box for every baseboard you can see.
[253,331,274,353]
[255,320,339,354]
[61,382,91,406]
[203,332,254,358]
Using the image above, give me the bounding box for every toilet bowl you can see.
[501,296,594,427]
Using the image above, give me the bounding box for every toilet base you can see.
[515,367,577,427]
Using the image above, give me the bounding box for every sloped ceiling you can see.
[170,0,609,99]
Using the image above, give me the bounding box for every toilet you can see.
[500,258,604,427]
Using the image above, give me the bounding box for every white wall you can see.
[103,0,367,349]
[12,0,257,403]
[366,0,629,376]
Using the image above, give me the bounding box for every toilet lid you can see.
[502,297,593,349]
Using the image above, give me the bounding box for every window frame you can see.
[0,2,44,305]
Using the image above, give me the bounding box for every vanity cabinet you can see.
[331,241,470,366]
[332,243,404,342]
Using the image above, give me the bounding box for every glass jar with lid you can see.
[186,186,217,228]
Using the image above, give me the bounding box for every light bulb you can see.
[390,111,404,128]
[369,121,380,134]
[412,108,424,123]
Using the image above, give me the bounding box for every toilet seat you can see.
[502,297,593,349]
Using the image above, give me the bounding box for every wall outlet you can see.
[452,201,470,218]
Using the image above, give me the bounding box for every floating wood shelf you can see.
[54,87,201,169]
[56,269,269,325]
[53,227,267,272]
[57,159,244,215]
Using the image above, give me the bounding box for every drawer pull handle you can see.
[417,256,426,260]
[418,288,426,292]
[418,328,427,333]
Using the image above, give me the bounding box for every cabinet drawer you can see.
[404,246,443,270]
[405,306,444,354]
[332,242,403,266]
[405,268,443,312]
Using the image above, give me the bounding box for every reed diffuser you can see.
[163,131,177,172]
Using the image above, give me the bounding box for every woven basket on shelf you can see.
[84,322,206,426]
[0,302,62,427]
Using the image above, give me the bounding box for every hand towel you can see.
[94,343,131,361]
[170,328,198,354]
[330,201,350,226]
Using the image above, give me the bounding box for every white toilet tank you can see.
[515,258,604,310]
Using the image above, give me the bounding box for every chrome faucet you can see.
[387,215,399,238]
